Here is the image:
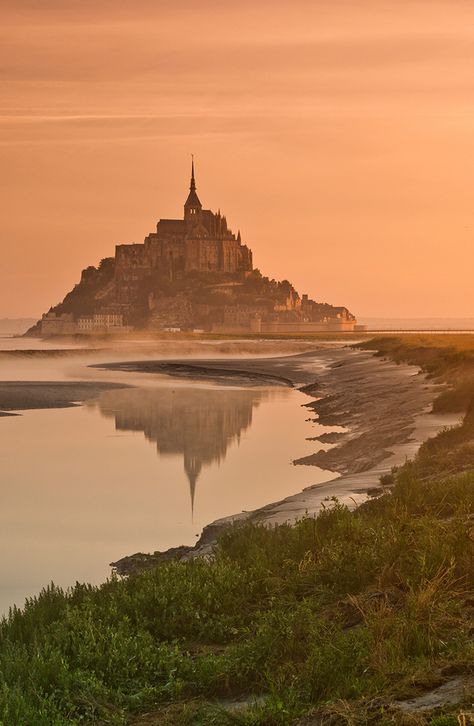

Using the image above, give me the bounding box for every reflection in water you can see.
[93,387,267,514]
[0,381,329,614]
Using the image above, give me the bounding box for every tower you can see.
[184,157,202,223]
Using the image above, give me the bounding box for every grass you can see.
[358,335,474,481]
[358,335,474,413]
[1,334,474,725]
[364,334,474,353]
[0,469,473,725]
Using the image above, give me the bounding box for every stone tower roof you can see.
[184,157,202,209]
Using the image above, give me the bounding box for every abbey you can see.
[114,161,252,302]
[36,161,358,336]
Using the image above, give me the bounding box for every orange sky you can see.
[1,0,474,318]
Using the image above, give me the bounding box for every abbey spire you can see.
[184,156,202,219]
[190,156,196,192]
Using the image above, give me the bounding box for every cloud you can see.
[1,27,473,83]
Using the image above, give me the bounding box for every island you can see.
[27,162,361,337]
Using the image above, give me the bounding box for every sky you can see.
[1,0,474,319]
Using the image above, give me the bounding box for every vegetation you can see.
[1,334,474,725]
[1,469,473,725]
[358,335,474,479]
[358,335,474,414]
[54,258,116,317]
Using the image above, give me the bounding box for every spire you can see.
[190,155,196,192]
[184,155,202,215]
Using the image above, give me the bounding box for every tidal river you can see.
[0,337,338,614]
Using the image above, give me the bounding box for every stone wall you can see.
[114,244,152,303]
[41,313,77,335]
[116,233,250,282]
[212,319,357,334]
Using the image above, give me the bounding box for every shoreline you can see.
[111,346,457,574]
[0,339,459,576]
[0,380,130,414]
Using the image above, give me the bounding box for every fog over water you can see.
[0,337,338,614]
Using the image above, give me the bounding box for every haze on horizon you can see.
[1,0,473,319]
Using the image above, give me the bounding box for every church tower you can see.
[184,157,202,224]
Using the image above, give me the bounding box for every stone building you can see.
[77,313,128,333]
[114,161,253,303]
[34,161,358,336]
[41,312,77,335]
[41,311,132,336]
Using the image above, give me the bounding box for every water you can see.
[0,334,82,351]
[0,340,336,614]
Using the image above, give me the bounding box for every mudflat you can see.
[0,381,128,414]
[107,346,456,573]
[0,341,458,572]
[96,347,445,477]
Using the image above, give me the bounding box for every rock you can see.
[392,675,474,714]
[110,546,194,576]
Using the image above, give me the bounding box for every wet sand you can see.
[109,346,457,573]
[0,381,128,414]
[98,347,446,477]
[92,360,296,387]
[94,349,324,386]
